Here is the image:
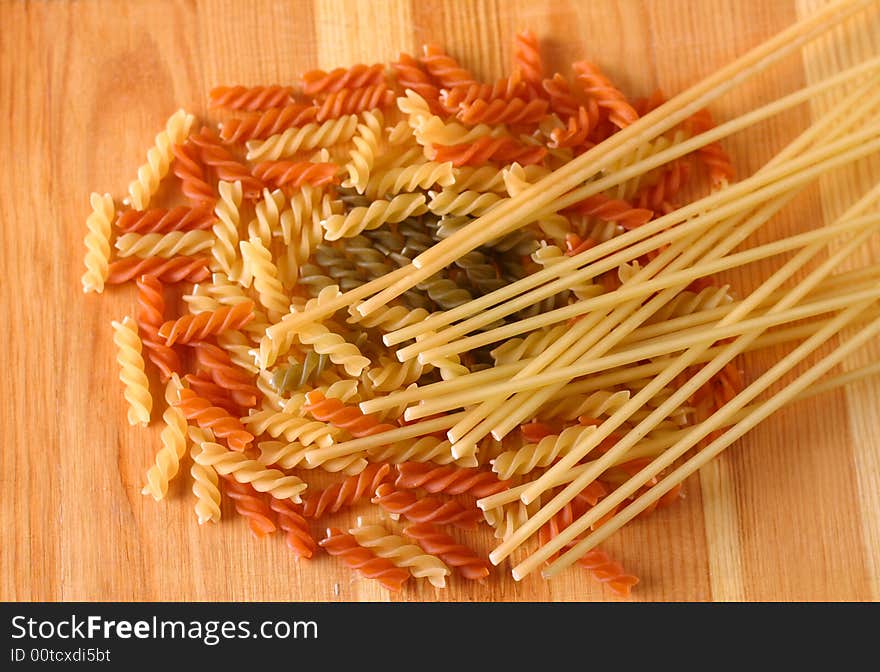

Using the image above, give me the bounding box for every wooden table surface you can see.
[2,0,879,602]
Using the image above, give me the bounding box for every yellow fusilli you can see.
[111,316,152,427]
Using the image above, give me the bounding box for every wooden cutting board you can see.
[2,0,878,602]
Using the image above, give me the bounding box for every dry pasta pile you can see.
[83,0,880,597]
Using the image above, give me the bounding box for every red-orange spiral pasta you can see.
[172,141,216,206]
[404,523,490,580]
[572,61,639,129]
[576,549,639,597]
[566,192,653,230]
[686,108,736,188]
[117,206,216,234]
[270,498,318,559]
[371,484,483,530]
[106,256,211,285]
[183,372,244,415]
[189,128,266,198]
[456,97,548,125]
[442,71,529,110]
[633,88,667,117]
[303,391,398,438]
[220,104,319,143]
[420,43,478,89]
[301,463,392,518]
[432,135,547,167]
[193,343,261,405]
[634,160,691,213]
[549,101,600,150]
[158,301,255,346]
[542,73,581,119]
[520,421,558,443]
[302,63,386,96]
[319,528,410,592]
[565,233,598,257]
[391,53,445,115]
[221,475,277,538]
[209,85,297,111]
[251,161,340,190]
[313,84,395,122]
[135,274,181,381]
[394,462,509,498]
[513,29,543,89]
[174,388,254,452]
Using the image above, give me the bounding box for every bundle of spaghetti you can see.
[105,255,210,285]
[252,161,340,190]
[117,206,215,234]
[158,301,255,346]
[404,522,490,580]
[301,463,392,518]
[394,462,509,498]
[313,84,395,122]
[371,483,483,529]
[175,387,254,451]
[111,316,152,426]
[209,85,298,111]
[127,109,195,210]
[391,53,444,114]
[686,108,736,188]
[269,498,317,558]
[188,128,266,198]
[171,141,216,206]
[302,390,398,439]
[349,522,451,588]
[142,374,188,501]
[245,115,360,161]
[221,475,278,538]
[193,439,308,503]
[319,528,410,591]
[220,104,319,143]
[115,230,214,259]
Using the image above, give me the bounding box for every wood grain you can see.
[1,0,878,602]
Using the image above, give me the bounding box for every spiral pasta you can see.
[175,388,254,451]
[302,391,397,438]
[106,256,211,285]
[258,439,366,475]
[127,109,194,210]
[111,316,152,426]
[427,189,505,217]
[239,238,289,322]
[319,528,410,592]
[576,549,640,597]
[342,110,383,193]
[159,301,255,346]
[457,97,548,125]
[572,61,639,129]
[136,273,182,380]
[490,424,598,479]
[433,135,547,167]
[190,128,265,198]
[349,523,450,588]
[301,463,391,518]
[141,375,187,501]
[194,440,307,503]
[419,43,477,89]
[222,475,278,538]
[566,192,653,230]
[209,180,244,281]
[372,484,482,529]
[303,63,385,96]
[404,523,490,580]
[513,29,543,89]
[366,356,427,392]
[391,53,444,114]
[321,193,427,240]
[269,498,317,558]
[81,192,115,293]
[252,161,340,191]
[394,462,509,498]
[245,115,360,161]
[209,85,296,111]
[242,408,337,447]
[188,431,222,525]
[271,351,329,393]
[115,231,214,259]
[220,104,318,143]
[193,343,262,404]
[118,206,215,234]
[172,141,215,206]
